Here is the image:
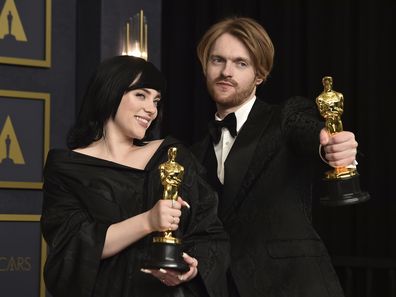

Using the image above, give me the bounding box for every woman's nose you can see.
[144,100,157,114]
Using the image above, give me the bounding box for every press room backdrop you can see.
[0,0,161,296]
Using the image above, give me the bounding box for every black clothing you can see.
[41,137,229,297]
[208,112,238,144]
[192,97,345,297]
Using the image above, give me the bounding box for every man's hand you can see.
[320,128,358,168]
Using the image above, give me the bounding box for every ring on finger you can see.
[171,200,175,208]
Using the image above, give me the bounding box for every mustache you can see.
[214,77,237,87]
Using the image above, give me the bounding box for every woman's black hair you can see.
[67,55,166,149]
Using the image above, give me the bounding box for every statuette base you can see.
[320,173,370,206]
[143,242,189,272]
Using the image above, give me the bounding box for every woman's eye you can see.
[136,93,145,99]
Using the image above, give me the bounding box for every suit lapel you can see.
[221,99,276,220]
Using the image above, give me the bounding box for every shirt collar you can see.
[215,96,256,133]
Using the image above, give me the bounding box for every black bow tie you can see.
[208,112,237,144]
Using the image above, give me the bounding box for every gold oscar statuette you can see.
[142,147,189,272]
[316,76,370,206]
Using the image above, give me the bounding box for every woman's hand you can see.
[146,197,190,233]
[140,252,198,286]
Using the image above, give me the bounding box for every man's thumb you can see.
[319,128,330,145]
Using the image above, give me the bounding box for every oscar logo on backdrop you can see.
[316,76,370,206]
[0,115,25,169]
[0,0,27,42]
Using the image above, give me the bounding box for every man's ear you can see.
[256,77,264,85]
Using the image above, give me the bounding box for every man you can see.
[192,17,356,297]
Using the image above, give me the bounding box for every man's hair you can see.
[67,55,166,149]
[197,17,275,82]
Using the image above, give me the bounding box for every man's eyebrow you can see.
[210,54,250,62]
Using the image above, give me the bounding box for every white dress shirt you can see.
[214,96,256,184]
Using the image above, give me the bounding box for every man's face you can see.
[205,33,262,113]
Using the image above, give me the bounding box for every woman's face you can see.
[106,88,161,141]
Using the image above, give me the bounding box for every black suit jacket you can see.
[192,97,344,297]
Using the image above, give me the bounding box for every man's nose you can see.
[221,61,233,77]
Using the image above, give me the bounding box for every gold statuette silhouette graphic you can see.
[316,76,370,206]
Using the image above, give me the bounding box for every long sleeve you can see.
[41,160,110,297]
[281,96,324,158]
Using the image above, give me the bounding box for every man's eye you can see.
[211,57,223,64]
[237,61,248,68]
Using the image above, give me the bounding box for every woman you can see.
[41,56,229,297]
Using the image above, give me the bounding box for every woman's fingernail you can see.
[178,274,184,281]
[140,268,152,274]
[183,201,191,209]
[182,252,188,258]
[159,268,167,274]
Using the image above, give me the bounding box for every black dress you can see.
[41,137,229,297]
